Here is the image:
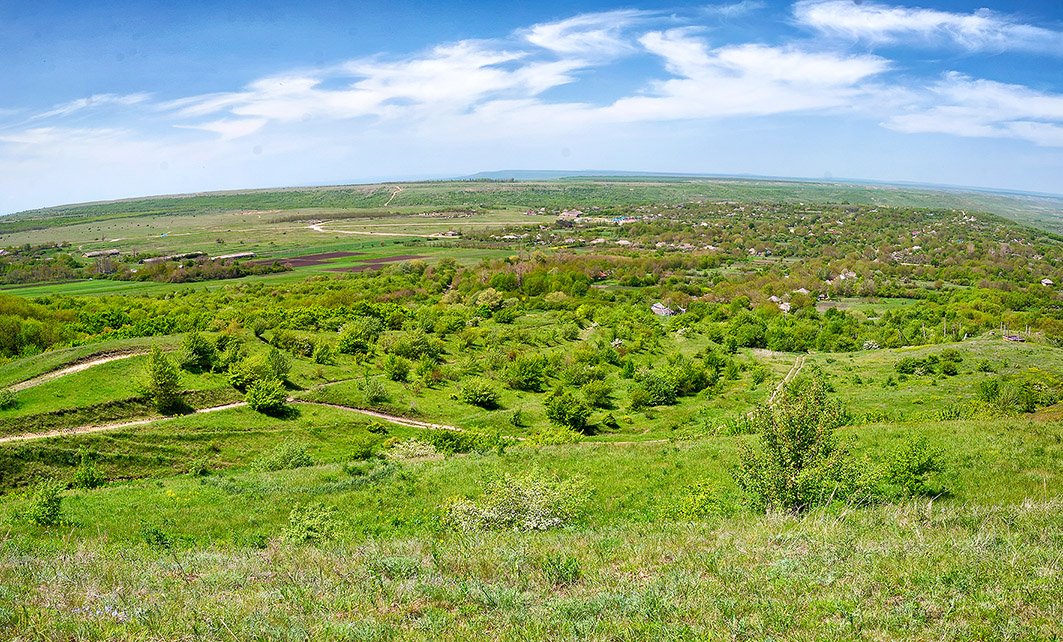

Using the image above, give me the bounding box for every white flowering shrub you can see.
[385,439,439,461]
[442,472,590,532]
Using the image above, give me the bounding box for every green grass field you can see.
[1,179,1061,640]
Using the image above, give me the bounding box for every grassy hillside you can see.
[0,183,1061,640]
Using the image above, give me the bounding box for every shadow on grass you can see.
[255,404,301,420]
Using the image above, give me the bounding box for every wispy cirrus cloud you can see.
[522,9,652,57]
[161,41,588,127]
[794,0,1063,54]
[31,93,151,120]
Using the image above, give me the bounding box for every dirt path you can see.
[769,355,806,406]
[9,352,145,392]
[0,396,677,447]
[0,402,247,445]
[292,400,462,432]
[383,186,403,207]
[306,222,430,238]
[0,398,463,445]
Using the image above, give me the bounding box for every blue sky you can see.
[1,0,1062,213]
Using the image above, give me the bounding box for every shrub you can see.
[383,330,444,362]
[527,424,583,445]
[561,363,607,386]
[266,348,291,381]
[415,355,443,386]
[177,330,218,373]
[874,436,946,499]
[506,354,549,392]
[337,316,383,354]
[939,348,963,363]
[271,329,314,357]
[216,340,245,372]
[71,448,104,489]
[386,439,439,460]
[253,441,313,472]
[363,378,389,404]
[228,354,270,390]
[140,524,174,549]
[631,372,676,407]
[382,353,411,382]
[144,345,182,414]
[442,472,590,532]
[420,429,509,455]
[312,342,336,365]
[24,479,66,526]
[492,305,520,324]
[245,378,289,415]
[0,388,17,410]
[283,502,340,544]
[459,378,501,409]
[545,388,592,433]
[671,482,735,518]
[581,379,613,408]
[732,376,853,512]
[895,357,919,375]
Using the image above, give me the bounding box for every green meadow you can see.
[0,179,1061,640]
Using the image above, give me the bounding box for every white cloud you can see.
[31,93,151,120]
[161,40,592,136]
[0,126,128,146]
[702,1,766,18]
[794,0,1063,54]
[174,118,268,140]
[3,5,1063,212]
[885,73,1063,147]
[596,29,888,122]
[523,10,649,56]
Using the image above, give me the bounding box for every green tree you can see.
[266,347,291,381]
[732,376,854,512]
[177,329,217,373]
[245,378,289,415]
[145,345,182,413]
[545,388,592,433]
[382,353,411,382]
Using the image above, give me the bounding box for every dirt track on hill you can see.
[8,352,145,392]
[769,354,806,405]
[0,399,461,444]
[0,402,247,444]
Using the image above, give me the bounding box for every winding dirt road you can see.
[8,352,145,392]
[0,399,462,445]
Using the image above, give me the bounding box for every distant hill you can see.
[3,174,1062,236]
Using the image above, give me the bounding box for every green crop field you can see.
[0,178,1060,640]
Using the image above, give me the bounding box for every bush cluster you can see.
[895,350,962,377]
[544,388,592,433]
[283,502,340,544]
[458,378,501,409]
[442,472,590,532]
[245,378,289,415]
[733,376,945,512]
[252,442,314,472]
[0,388,17,410]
